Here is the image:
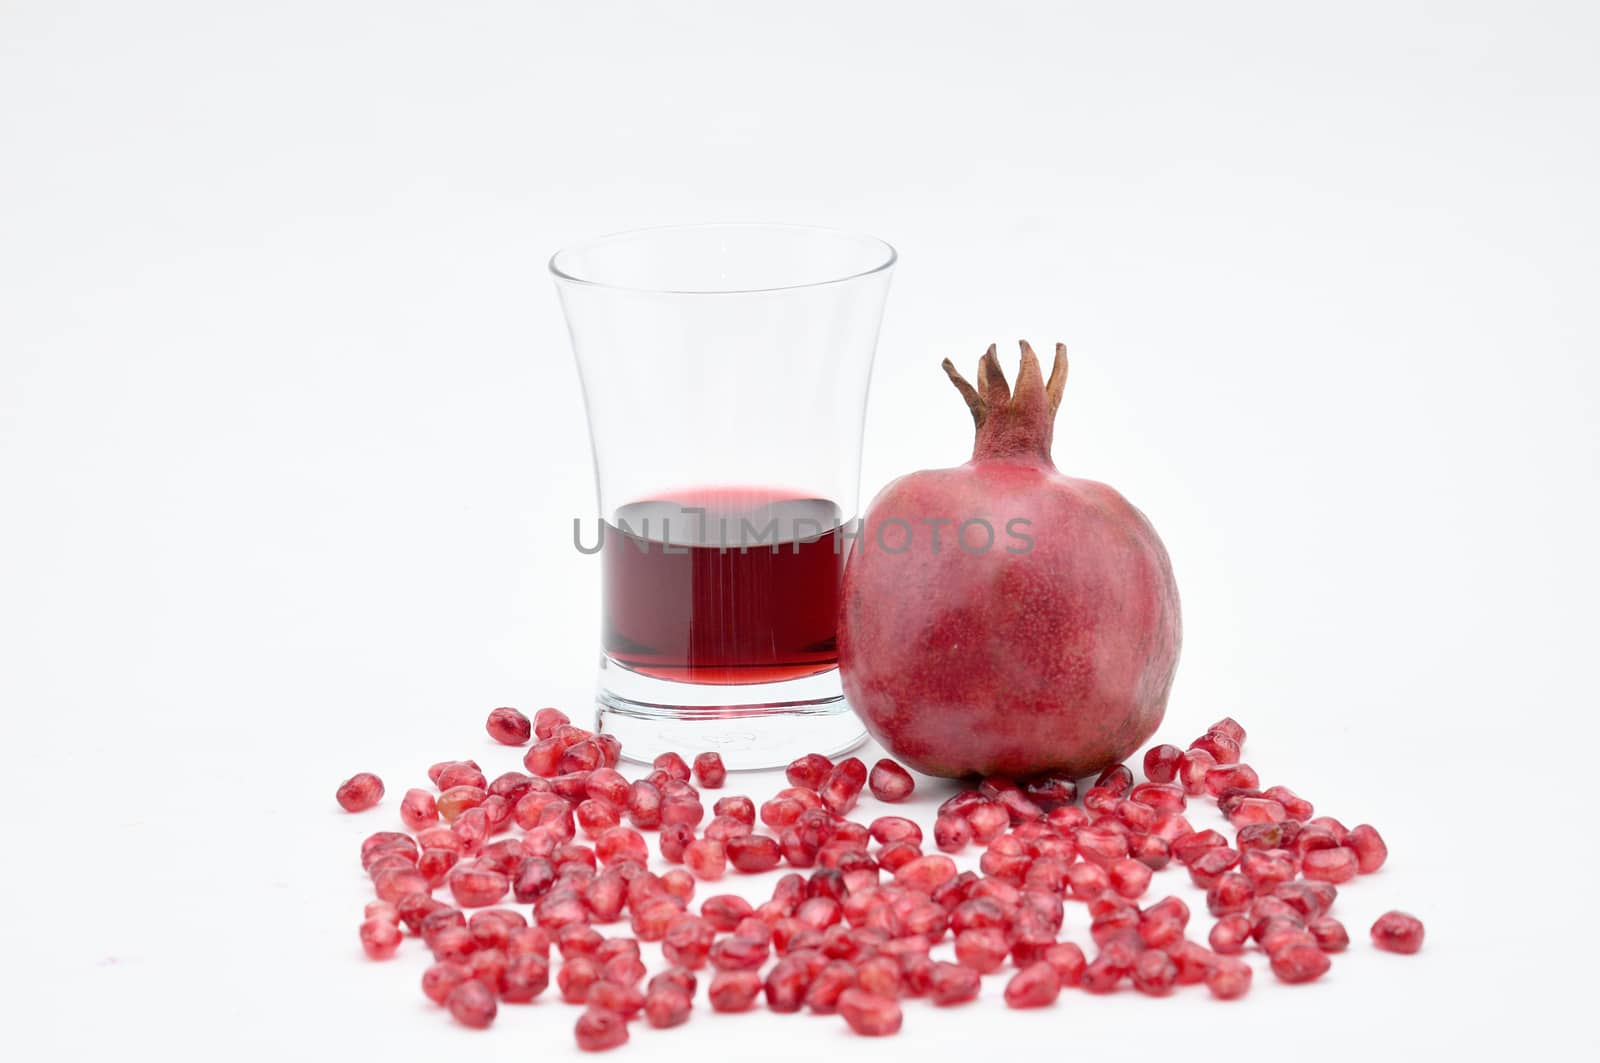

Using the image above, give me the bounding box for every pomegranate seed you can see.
[1109,858,1153,899]
[689,751,726,789]
[954,927,1009,973]
[1080,956,1125,994]
[804,960,857,1012]
[708,970,762,1012]
[867,816,921,846]
[336,773,384,812]
[364,900,399,924]
[445,979,496,1029]
[702,894,756,931]
[1173,941,1217,984]
[1346,824,1388,873]
[1020,773,1077,809]
[1096,763,1134,795]
[559,740,603,774]
[713,795,756,826]
[1066,861,1110,899]
[925,960,979,1005]
[595,827,648,866]
[1206,871,1255,915]
[1262,784,1314,820]
[762,956,810,1011]
[662,915,715,968]
[1004,961,1062,1008]
[868,759,916,802]
[1178,748,1216,795]
[1371,911,1424,954]
[435,761,488,790]
[575,799,621,839]
[1142,743,1183,783]
[838,988,902,1036]
[1204,763,1260,796]
[1190,730,1241,764]
[820,757,867,815]
[660,795,705,829]
[1270,942,1331,983]
[782,753,830,790]
[890,853,955,893]
[709,935,768,971]
[523,739,563,777]
[1207,716,1246,742]
[1127,782,1186,814]
[654,870,692,905]
[420,961,473,1004]
[1302,846,1358,883]
[531,707,569,739]
[1206,955,1252,999]
[653,751,691,781]
[958,802,1006,845]
[760,797,805,830]
[573,1007,628,1052]
[558,924,605,959]
[1132,949,1178,995]
[482,706,530,745]
[1208,913,1251,953]
[857,955,901,997]
[1187,846,1242,888]
[590,979,646,1018]
[393,788,435,831]
[373,867,430,904]
[1309,916,1349,952]
[436,785,487,823]
[358,917,401,959]
[677,838,725,882]
[727,834,782,873]
[448,866,509,908]
[644,985,692,1028]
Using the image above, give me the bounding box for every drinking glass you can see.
[552,224,895,768]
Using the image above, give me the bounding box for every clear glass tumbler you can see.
[552,224,895,768]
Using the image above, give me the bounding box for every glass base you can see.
[593,659,866,770]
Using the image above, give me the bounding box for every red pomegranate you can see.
[838,342,1181,779]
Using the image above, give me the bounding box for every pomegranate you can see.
[839,342,1181,777]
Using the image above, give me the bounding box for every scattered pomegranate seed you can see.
[445,979,496,1028]
[1004,961,1062,1008]
[1142,743,1183,783]
[820,757,867,815]
[1178,748,1216,795]
[691,751,726,788]
[726,833,782,873]
[868,759,915,802]
[1270,942,1332,983]
[485,706,531,746]
[1346,824,1389,873]
[1370,911,1424,954]
[573,1007,628,1051]
[708,970,762,1012]
[336,772,384,812]
[838,988,902,1036]
[653,751,691,782]
[1209,914,1252,953]
[1205,955,1252,999]
[359,916,401,959]
[1302,847,1359,883]
[954,927,1009,973]
[1132,949,1178,995]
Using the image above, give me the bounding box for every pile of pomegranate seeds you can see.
[341,711,1423,1048]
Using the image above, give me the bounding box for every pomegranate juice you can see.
[601,491,845,685]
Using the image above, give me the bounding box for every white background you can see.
[3,1,1597,1058]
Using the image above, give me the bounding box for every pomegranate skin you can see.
[840,343,1181,779]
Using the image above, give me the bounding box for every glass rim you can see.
[548,222,898,296]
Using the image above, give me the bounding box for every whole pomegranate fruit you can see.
[838,342,1180,778]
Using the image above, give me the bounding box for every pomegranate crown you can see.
[941,340,1067,463]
